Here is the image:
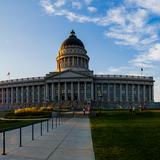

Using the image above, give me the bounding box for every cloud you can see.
[147,43,160,61]
[127,0,160,15]
[107,66,141,76]
[40,0,55,14]
[40,0,100,23]
[40,0,160,64]
[87,6,97,13]
[72,1,82,10]
[54,0,66,8]
[104,6,126,26]
[40,0,160,61]
[84,0,93,5]
[103,8,152,48]
[106,31,139,46]
[130,43,160,68]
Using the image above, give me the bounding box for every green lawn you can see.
[0,120,41,132]
[0,110,10,118]
[0,110,44,132]
[90,110,160,160]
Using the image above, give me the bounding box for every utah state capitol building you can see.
[0,30,154,108]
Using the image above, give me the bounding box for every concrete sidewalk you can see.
[0,118,95,160]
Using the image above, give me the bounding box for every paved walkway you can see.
[0,118,95,160]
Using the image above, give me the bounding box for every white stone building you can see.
[0,31,154,108]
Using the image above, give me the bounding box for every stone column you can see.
[26,86,29,104]
[68,57,70,67]
[91,82,94,101]
[152,85,154,101]
[143,85,146,102]
[71,82,74,101]
[58,82,60,101]
[79,57,81,66]
[72,57,75,66]
[78,82,80,100]
[21,87,24,104]
[16,87,19,104]
[2,88,4,104]
[101,83,103,102]
[132,84,134,102]
[11,88,14,104]
[6,88,9,104]
[43,85,46,102]
[46,84,49,102]
[84,82,87,101]
[120,84,122,102]
[32,86,35,103]
[76,57,78,66]
[114,84,116,102]
[51,83,55,101]
[95,84,97,101]
[149,85,152,102]
[126,84,128,102]
[107,84,110,102]
[138,85,140,103]
[81,59,83,68]
[84,59,86,68]
[64,82,67,101]
[80,58,82,67]
[37,85,40,103]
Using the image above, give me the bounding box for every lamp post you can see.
[58,54,61,124]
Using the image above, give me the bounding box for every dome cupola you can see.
[60,30,85,49]
[56,30,90,72]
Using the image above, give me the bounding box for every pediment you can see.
[45,70,94,80]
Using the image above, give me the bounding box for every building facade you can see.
[0,31,154,108]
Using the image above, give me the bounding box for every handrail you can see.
[0,112,71,155]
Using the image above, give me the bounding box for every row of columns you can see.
[0,83,153,105]
[96,83,153,102]
[46,81,93,101]
[0,81,94,104]
[59,56,88,69]
[0,86,39,105]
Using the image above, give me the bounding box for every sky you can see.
[0,0,160,101]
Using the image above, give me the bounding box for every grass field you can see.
[90,110,160,160]
[0,120,41,132]
[0,111,43,132]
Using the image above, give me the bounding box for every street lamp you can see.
[58,56,61,124]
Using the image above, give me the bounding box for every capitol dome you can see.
[56,30,90,72]
[60,30,85,49]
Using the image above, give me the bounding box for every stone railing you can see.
[94,74,153,80]
[0,77,45,84]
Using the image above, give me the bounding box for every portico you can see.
[45,70,94,102]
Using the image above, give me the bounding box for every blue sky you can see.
[0,0,160,101]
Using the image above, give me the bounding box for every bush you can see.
[5,107,53,119]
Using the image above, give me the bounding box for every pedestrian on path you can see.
[83,107,85,115]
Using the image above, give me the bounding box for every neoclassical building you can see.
[0,31,154,108]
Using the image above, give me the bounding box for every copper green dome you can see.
[60,30,85,49]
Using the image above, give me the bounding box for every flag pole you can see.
[7,72,10,80]
[141,68,143,77]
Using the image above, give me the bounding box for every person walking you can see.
[83,107,85,115]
